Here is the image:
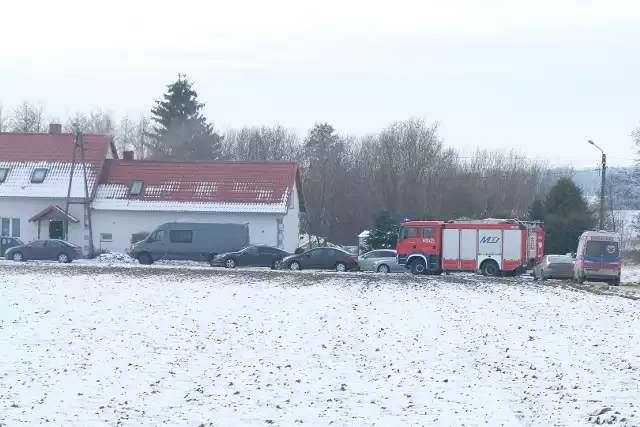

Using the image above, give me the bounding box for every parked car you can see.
[210,244,291,269]
[130,222,250,265]
[281,247,358,272]
[532,255,574,280]
[5,239,83,263]
[1,236,23,258]
[372,258,405,274]
[357,249,397,271]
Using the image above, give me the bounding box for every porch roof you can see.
[28,205,80,223]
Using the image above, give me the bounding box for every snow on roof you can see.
[92,160,303,213]
[358,230,370,238]
[0,162,101,198]
[0,132,114,199]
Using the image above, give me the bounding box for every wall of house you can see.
[0,197,86,246]
[282,182,301,252]
[91,208,301,254]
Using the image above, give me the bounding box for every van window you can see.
[170,230,193,244]
[586,240,619,258]
[149,229,166,243]
[399,226,420,240]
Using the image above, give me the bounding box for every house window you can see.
[0,168,8,183]
[31,168,48,183]
[11,218,20,237]
[1,218,9,236]
[130,180,144,196]
[277,218,284,248]
[100,233,113,242]
[169,230,193,244]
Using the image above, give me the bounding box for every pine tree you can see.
[541,177,595,254]
[366,211,399,250]
[148,74,222,160]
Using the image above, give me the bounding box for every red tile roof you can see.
[94,160,305,212]
[0,132,115,165]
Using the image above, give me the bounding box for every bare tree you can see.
[9,101,46,132]
[0,102,8,131]
[64,108,116,134]
[115,116,137,154]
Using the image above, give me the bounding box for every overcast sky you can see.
[1,0,639,167]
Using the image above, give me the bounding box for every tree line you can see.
[3,75,637,246]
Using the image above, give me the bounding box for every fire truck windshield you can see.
[399,226,420,240]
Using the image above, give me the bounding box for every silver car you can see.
[357,249,397,271]
[532,255,574,281]
[372,258,405,274]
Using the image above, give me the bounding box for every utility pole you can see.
[64,131,95,257]
[588,140,606,230]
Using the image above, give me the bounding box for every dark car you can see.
[533,255,574,281]
[1,236,23,258]
[210,244,291,269]
[281,247,358,272]
[5,239,83,263]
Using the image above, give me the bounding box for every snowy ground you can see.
[1,265,640,426]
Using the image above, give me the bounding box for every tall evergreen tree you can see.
[539,177,595,254]
[366,211,399,250]
[148,74,222,160]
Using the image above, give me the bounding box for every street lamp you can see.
[588,140,606,230]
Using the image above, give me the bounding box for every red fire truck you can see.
[396,218,545,276]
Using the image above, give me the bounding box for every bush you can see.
[89,248,110,259]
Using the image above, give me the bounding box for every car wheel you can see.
[335,262,347,272]
[481,260,500,277]
[272,259,283,270]
[410,259,426,275]
[12,252,24,262]
[225,258,237,269]
[137,252,153,265]
[57,253,70,263]
[377,264,390,274]
[289,261,301,271]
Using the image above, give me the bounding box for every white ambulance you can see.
[573,231,622,285]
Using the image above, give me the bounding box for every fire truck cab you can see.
[397,218,540,276]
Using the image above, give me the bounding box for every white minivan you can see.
[573,231,622,285]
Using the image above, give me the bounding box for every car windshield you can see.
[585,240,619,258]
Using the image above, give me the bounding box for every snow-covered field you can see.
[1,265,640,426]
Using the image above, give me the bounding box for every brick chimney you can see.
[123,150,134,160]
[49,123,62,134]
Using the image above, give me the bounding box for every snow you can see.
[92,184,289,213]
[1,266,640,426]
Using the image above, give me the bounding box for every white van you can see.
[573,231,622,285]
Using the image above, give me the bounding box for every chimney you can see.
[49,123,62,134]
[123,150,134,160]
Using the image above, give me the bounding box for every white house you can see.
[0,125,116,249]
[91,158,305,253]
[1,126,306,254]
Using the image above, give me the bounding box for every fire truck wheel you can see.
[410,259,426,275]
[481,260,500,277]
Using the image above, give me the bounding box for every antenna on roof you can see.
[63,132,95,257]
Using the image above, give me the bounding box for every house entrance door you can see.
[49,221,64,240]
